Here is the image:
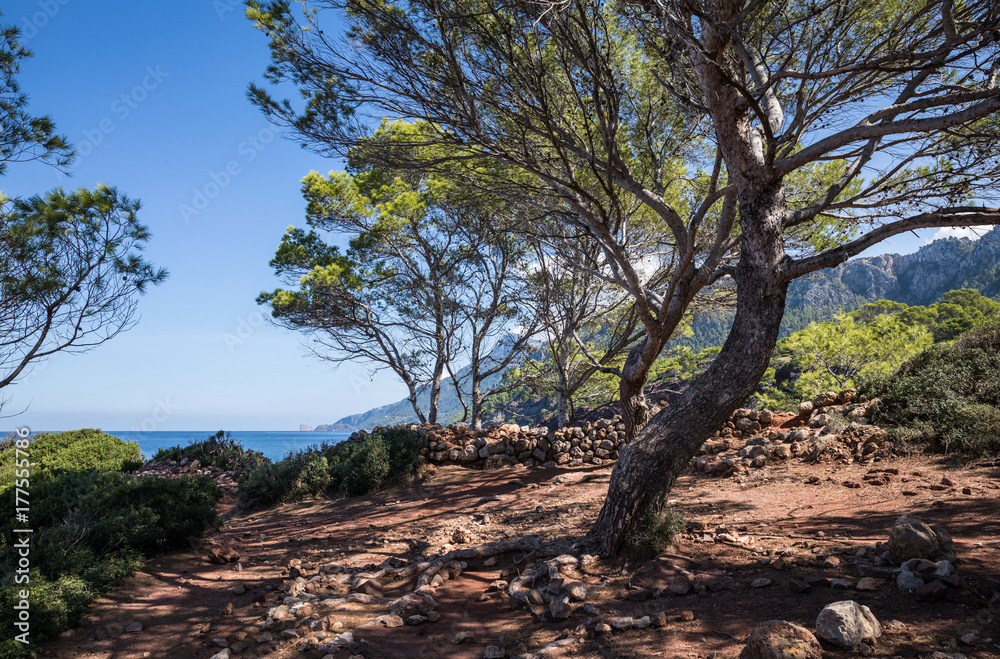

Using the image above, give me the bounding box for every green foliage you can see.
[2,471,218,562]
[628,507,686,560]
[873,323,1000,456]
[341,436,391,496]
[929,289,1000,341]
[649,346,721,384]
[152,431,268,471]
[782,313,932,400]
[849,288,1000,342]
[753,290,1000,411]
[237,426,426,510]
[0,431,218,653]
[1,15,165,406]
[0,571,93,658]
[0,429,141,495]
[0,15,74,176]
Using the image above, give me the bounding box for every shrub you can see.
[0,570,95,657]
[152,431,267,471]
[628,507,686,561]
[0,430,220,655]
[7,471,219,556]
[871,322,1000,455]
[0,429,141,494]
[341,436,391,496]
[236,426,425,510]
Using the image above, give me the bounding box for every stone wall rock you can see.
[740,620,823,659]
[815,600,881,649]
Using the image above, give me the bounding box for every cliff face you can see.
[800,227,1000,307]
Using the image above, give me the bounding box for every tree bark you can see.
[471,377,484,430]
[590,263,788,554]
[428,358,444,424]
[556,334,572,427]
[619,341,655,440]
[405,381,427,425]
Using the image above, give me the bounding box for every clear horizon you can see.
[0,1,989,433]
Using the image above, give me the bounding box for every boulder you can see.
[810,413,831,428]
[549,598,572,620]
[886,514,956,564]
[856,577,879,591]
[483,453,513,470]
[389,592,437,619]
[896,570,924,591]
[787,428,811,443]
[814,391,839,407]
[815,600,881,649]
[837,389,857,404]
[206,544,240,564]
[740,620,823,659]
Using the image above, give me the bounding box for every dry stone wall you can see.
[348,389,886,473]
[348,415,635,470]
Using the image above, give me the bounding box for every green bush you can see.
[9,471,218,557]
[0,570,95,658]
[0,430,141,494]
[0,431,220,655]
[236,426,425,510]
[871,323,1000,455]
[628,507,686,561]
[342,436,391,496]
[152,431,267,471]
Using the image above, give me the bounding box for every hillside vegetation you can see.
[755,289,1000,411]
[0,431,219,658]
[874,323,1000,456]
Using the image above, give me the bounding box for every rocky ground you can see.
[35,435,1000,659]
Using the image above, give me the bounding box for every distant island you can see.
[299,424,314,432]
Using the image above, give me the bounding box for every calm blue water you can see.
[107,430,354,463]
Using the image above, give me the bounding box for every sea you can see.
[105,430,354,463]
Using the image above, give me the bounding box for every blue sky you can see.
[1,0,407,431]
[0,1,983,432]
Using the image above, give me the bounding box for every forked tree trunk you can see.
[590,181,790,554]
[619,342,653,440]
[618,338,659,442]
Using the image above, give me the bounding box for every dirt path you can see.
[38,455,1000,659]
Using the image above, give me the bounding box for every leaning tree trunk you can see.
[590,199,790,555]
[405,382,427,425]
